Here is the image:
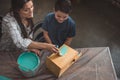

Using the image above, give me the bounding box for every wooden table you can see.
[0,47,117,80]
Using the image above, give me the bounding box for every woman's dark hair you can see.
[55,0,72,14]
[11,0,34,38]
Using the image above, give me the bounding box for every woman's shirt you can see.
[0,13,32,51]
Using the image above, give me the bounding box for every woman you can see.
[1,0,59,54]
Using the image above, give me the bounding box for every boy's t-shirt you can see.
[42,12,76,47]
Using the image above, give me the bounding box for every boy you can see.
[42,0,76,47]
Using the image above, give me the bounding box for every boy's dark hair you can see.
[55,0,72,14]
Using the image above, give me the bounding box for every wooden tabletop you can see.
[0,47,117,80]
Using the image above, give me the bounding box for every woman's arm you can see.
[2,14,59,53]
[28,41,59,53]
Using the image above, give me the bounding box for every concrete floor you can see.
[0,0,120,79]
[71,0,120,79]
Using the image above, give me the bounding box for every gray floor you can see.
[0,0,120,79]
[71,0,120,79]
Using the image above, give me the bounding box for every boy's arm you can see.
[43,30,52,44]
[64,37,73,46]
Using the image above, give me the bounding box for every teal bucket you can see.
[0,76,12,80]
[17,52,40,77]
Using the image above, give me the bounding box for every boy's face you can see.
[54,10,69,23]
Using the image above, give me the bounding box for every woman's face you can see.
[19,0,34,19]
[55,10,69,23]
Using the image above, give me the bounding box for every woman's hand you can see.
[28,49,41,56]
[46,44,59,53]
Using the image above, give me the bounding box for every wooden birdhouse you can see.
[46,44,82,77]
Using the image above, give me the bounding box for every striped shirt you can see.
[0,13,32,51]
